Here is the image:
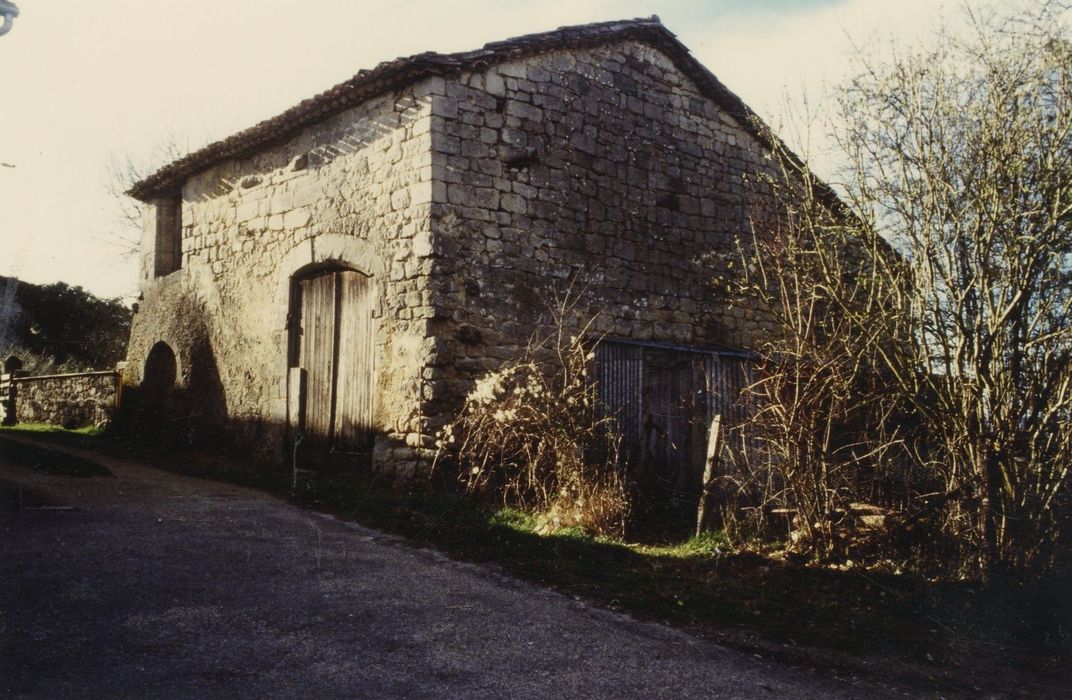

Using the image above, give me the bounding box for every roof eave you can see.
[125,16,844,217]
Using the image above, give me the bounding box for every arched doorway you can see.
[142,341,178,397]
[288,265,376,454]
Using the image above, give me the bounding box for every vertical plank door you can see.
[333,270,376,452]
[298,272,338,450]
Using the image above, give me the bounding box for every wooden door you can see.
[294,268,376,453]
[333,270,377,450]
[298,272,336,448]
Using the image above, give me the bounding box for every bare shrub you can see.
[721,145,914,561]
[835,2,1072,577]
[434,317,631,539]
[728,0,1072,578]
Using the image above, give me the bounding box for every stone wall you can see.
[8,371,120,428]
[421,41,779,433]
[126,80,441,474]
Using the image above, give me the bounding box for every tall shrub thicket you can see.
[727,158,913,561]
[737,1,1072,578]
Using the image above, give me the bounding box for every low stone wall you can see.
[8,371,121,428]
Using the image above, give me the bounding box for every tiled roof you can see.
[128,17,801,204]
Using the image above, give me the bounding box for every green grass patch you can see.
[3,422,104,436]
[642,529,736,558]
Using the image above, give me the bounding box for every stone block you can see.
[283,209,311,229]
[413,76,446,98]
[500,193,526,215]
[435,96,459,120]
[485,72,506,96]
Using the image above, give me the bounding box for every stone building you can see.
[125,17,806,482]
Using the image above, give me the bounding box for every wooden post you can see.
[1,355,23,426]
[113,361,128,412]
[695,414,722,538]
[287,367,307,438]
[0,372,10,426]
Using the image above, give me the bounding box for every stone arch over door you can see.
[274,234,386,322]
[287,262,378,454]
[137,340,181,439]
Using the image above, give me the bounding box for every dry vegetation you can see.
[434,309,631,538]
[730,0,1072,579]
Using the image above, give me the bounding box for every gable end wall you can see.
[420,41,778,429]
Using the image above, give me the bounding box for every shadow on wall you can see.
[113,339,231,451]
[113,339,387,470]
[184,99,412,205]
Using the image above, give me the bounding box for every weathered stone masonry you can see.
[4,371,120,428]
[423,41,779,433]
[125,18,802,478]
[127,84,438,471]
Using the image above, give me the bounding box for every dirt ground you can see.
[0,436,900,699]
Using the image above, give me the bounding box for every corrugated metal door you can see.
[595,341,643,445]
[596,340,754,492]
[295,269,376,453]
[703,355,753,426]
[642,350,706,490]
[703,353,755,461]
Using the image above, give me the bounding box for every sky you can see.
[0,0,1011,301]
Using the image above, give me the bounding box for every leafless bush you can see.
[434,314,630,538]
[729,0,1072,577]
[724,145,915,560]
[836,1,1072,577]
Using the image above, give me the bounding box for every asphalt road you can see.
[0,438,889,699]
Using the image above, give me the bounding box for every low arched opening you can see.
[142,341,178,397]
